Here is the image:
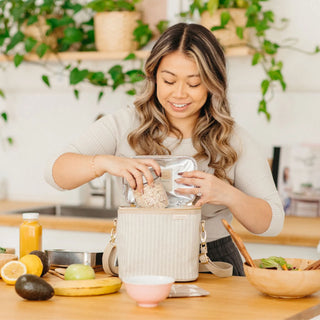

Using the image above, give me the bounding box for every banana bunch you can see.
[53,277,122,296]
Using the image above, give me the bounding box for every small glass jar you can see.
[19,212,42,258]
[133,168,168,208]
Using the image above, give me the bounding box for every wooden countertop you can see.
[1,273,320,320]
[232,216,320,248]
[1,200,319,247]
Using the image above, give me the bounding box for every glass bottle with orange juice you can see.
[19,212,42,258]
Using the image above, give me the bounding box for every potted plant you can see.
[181,0,319,120]
[86,0,145,52]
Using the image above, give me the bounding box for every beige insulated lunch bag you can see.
[103,206,233,282]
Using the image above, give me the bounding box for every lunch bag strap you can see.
[102,219,118,276]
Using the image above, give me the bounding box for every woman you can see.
[45,23,284,276]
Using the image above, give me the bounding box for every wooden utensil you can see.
[303,259,320,270]
[221,219,255,268]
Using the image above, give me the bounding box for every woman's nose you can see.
[173,83,188,98]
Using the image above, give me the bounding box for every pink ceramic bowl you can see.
[123,275,175,307]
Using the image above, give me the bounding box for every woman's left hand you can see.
[175,170,235,207]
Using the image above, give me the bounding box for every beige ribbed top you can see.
[44,105,284,242]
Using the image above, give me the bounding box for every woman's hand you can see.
[97,155,161,193]
[174,170,235,207]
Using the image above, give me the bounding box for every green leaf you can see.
[108,65,125,90]
[42,75,50,87]
[27,15,38,26]
[0,89,5,99]
[86,0,116,12]
[47,16,74,29]
[98,91,104,102]
[258,99,271,121]
[126,89,136,96]
[88,72,108,86]
[236,27,244,39]
[74,89,79,99]
[117,0,135,11]
[133,20,153,49]
[263,10,274,23]
[314,46,320,53]
[13,54,24,67]
[207,0,219,15]
[261,80,269,96]
[280,79,286,91]
[36,43,49,58]
[1,112,8,122]
[25,37,37,52]
[0,29,9,46]
[220,11,231,27]
[246,4,259,16]
[6,31,24,52]
[64,27,83,44]
[7,137,13,145]
[252,52,261,65]
[70,68,89,85]
[124,53,136,61]
[126,69,145,83]
[263,40,279,55]
[211,26,225,31]
[156,20,169,34]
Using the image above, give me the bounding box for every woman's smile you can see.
[156,51,208,133]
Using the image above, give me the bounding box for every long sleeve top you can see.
[44,105,284,242]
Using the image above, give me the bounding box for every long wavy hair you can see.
[128,23,237,183]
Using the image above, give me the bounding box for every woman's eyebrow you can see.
[161,70,200,78]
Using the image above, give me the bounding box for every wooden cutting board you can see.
[46,273,122,297]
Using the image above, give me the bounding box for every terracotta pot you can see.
[201,8,250,47]
[94,11,142,52]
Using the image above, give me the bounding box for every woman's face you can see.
[156,51,208,132]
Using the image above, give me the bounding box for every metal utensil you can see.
[221,219,255,268]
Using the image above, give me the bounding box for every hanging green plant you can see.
[181,0,320,120]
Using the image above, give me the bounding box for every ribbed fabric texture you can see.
[117,208,201,281]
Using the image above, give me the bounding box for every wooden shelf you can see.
[0,50,150,62]
[0,46,251,63]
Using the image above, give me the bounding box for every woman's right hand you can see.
[97,155,161,193]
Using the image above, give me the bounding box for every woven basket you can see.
[94,11,142,52]
[22,16,64,50]
[201,8,250,47]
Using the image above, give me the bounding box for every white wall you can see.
[0,0,319,204]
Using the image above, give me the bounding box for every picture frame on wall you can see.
[272,144,320,217]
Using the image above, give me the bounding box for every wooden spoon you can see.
[303,259,320,270]
[221,219,256,268]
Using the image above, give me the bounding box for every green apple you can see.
[64,264,95,280]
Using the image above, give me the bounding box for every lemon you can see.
[1,260,27,285]
[20,254,43,277]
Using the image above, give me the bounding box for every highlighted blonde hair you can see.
[128,23,237,183]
